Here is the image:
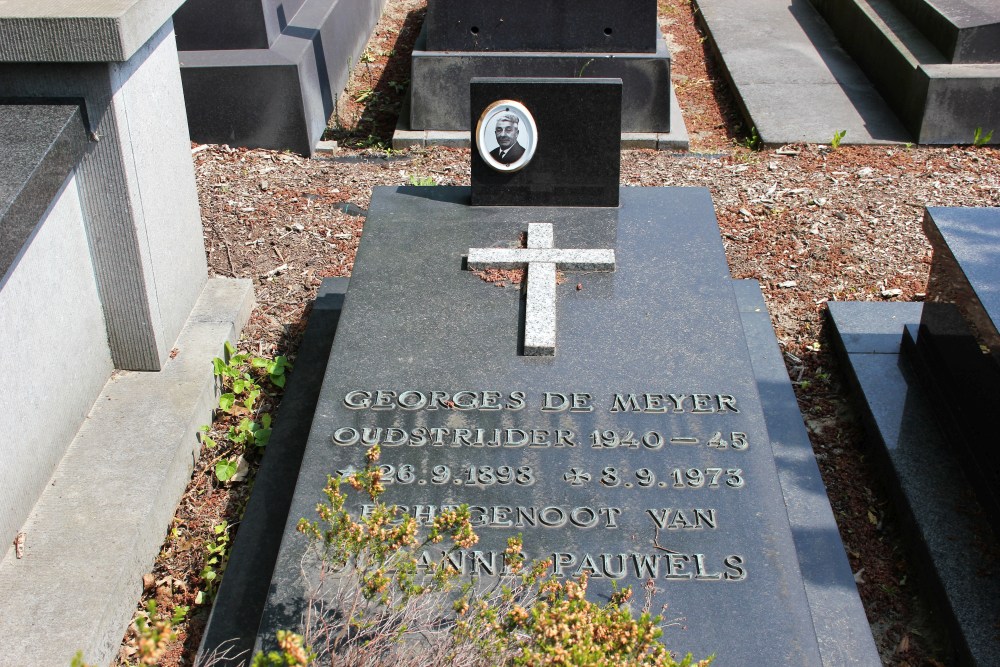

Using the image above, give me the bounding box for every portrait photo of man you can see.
[476,100,537,172]
[489,113,526,165]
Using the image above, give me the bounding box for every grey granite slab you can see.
[827,301,1000,666]
[0,103,89,285]
[257,187,830,664]
[0,0,186,62]
[735,282,880,667]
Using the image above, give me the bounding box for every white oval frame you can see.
[475,99,538,173]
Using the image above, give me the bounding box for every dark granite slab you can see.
[173,0,271,51]
[425,0,658,53]
[890,0,1000,63]
[256,187,825,664]
[736,283,879,666]
[198,273,876,664]
[470,78,620,207]
[827,301,1000,666]
[0,102,90,285]
[177,0,385,155]
[409,26,672,134]
[904,304,1000,535]
[923,206,1000,357]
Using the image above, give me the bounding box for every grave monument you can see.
[0,1,254,663]
[202,79,876,665]
[829,206,1000,665]
[173,0,388,155]
[394,0,687,150]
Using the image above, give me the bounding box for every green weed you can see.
[973,127,994,146]
[196,522,231,605]
[830,129,846,149]
[408,174,437,186]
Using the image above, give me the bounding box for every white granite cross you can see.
[468,223,615,356]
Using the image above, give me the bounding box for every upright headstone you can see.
[196,80,878,666]
[470,78,621,207]
[395,0,685,149]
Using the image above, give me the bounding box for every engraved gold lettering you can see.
[541,392,568,412]
[724,555,747,581]
[343,390,371,409]
[553,553,577,576]
[397,390,427,410]
[718,394,739,413]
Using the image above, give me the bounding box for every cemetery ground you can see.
[113,0,997,665]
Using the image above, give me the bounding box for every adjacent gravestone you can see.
[470,78,621,207]
[827,206,1000,665]
[396,0,684,149]
[807,0,1000,143]
[905,207,1000,532]
[173,0,387,155]
[424,0,658,53]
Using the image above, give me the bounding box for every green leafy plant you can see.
[973,126,994,146]
[830,129,847,149]
[741,126,761,151]
[408,174,437,186]
[196,521,231,605]
[255,445,712,666]
[202,342,289,482]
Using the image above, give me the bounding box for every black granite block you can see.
[425,0,658,54]
[902,306,1000,535]
[889,0,1000,63]
[923,206,1000,358]
[827,301,1000,666]
[198,278,348,664]
[173,0,270,51]
[826,301,925,354]
[177,0,386,155]
[409,26,672,134]
[179,59,311,155]
[470,78,621,207]
[256,187,826,664]
[0,102,90,284]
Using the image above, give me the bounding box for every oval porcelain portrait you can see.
[476,100,538,173]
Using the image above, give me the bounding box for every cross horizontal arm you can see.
[467,248,615,271]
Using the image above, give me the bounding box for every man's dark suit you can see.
[489,142,526,164]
